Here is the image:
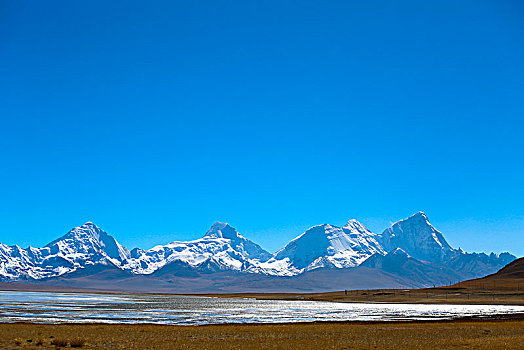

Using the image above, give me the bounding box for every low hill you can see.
[485,258,524,279]
[455,257,524,292]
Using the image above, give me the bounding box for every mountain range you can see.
[0,212,516,293]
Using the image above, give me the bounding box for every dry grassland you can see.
[1,319,524,350]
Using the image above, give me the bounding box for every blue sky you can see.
[1,1,523,256]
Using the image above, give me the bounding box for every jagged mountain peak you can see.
[401,212,450,248]
[345,218,364,226]
[405,211,431,224]
[378,211,454,262]
[201,222,271,261]
[412,211,428,218]
[209,221,229,229]
[343,219,374,234]
[344,219,361,227]
[45,222,130,263]
[74,221,101,232]
[47,222,102,245]
[390,211,433,230]
[203,222,241,240]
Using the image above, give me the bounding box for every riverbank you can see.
[2,318,524,349]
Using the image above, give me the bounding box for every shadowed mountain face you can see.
[0,213,517,292]
[446,252,516,279]
[361,248,463,286]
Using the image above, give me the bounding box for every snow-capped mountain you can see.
[258,220,386,275]
[0,222,129,280]
[46,222,131,264]
[377,212,456,262]
[120,222,272,275]
[0,213,517,290]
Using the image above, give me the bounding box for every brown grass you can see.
[1,320,524,350]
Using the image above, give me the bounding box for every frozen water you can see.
[0,291,522,325]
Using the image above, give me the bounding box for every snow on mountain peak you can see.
[203,222,240,240]
[269,220,385,273]
[119,222,273,275]
[344,219,371,232]
[410,211,430,223]
[0,213,516,283]
[378,212,454,262]
[0,222,131,281]
[210,221,229,229]
[46,222,130,264]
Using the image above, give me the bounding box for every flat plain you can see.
[2,318,524,350]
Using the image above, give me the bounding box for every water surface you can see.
[0,291,522,325]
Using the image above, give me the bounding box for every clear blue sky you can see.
[1,1,523,256]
